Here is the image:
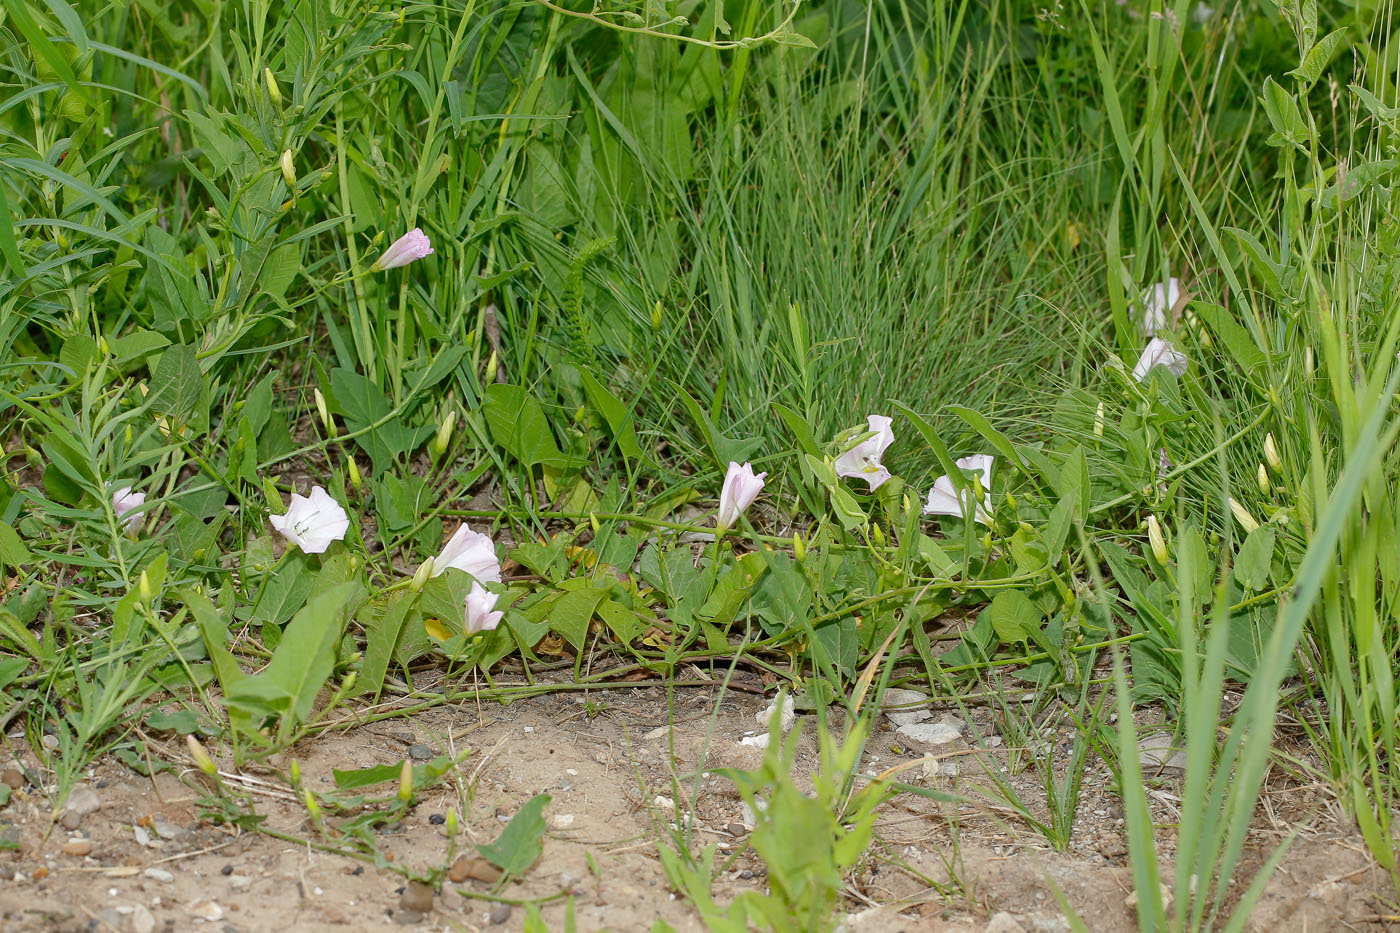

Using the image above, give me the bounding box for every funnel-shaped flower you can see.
[112,486,146,534]
[834,415,895,491]
[717,462,766,531]
[1132,337,1189,382]
[433,524,501,584]
[372,228,433,271]
[1136,278,1180,335]
[465,581,504,635]
[922,455,994,525]
[269,486,350,554]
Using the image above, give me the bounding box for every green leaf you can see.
[1261,77,1313,150]
[333,754,455,790]
[596,598,640,644]
[547,587,608,652]
[1288,28,1348,91]
[0,522,31,570]
[578,368,642,461]
[483,383,568,470]
[987,590,1043,647]
[329,368,431,473]
[356,592,415,699]
[1233,524,1277,592]
[1010,524,1049,574]
[228,581,362,733]
[1193,302,1268,376]
[477,793,551,875]
[147,343,205,434]
[244,550,313,627]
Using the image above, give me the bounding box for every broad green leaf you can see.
[477,793,551,874]
[1288,28,1348,91]
[147,343,205,434]
[987,589,1043,646]
[1261,77,1313,150]
[356,591,415,699]
[1233,524,1277,592]
[547,586,608,652]
[579,367,642,461]
[483,383,568,469]
[228,580,362,731]
[675,385,761,470]
[0,522,31,569]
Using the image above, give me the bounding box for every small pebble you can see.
[489,905,511,925]
[60,837,92,857]
[394,910,423,926]
[740,870,754,879]
[428,813,445,825]
[60,811,83,830]
[408,744,432,761]
[726,821,747,836]
[190,900,223,921]
[1,769,23,790]
[399,880,434,914]
[220,864,234,876]
[228,874,251,890]
[129,904,156,933]
[152,819,184,840]
[143,867,174,883]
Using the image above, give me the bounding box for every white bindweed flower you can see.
[1136,278,1180,335]
[465,581,504,635]
[834,415,896,491]
[923,455,995,525]
[433,524,501,584]
[372,228,434,271]
[112,486,146,534]
[269,486,350,554]
[717,462,766,531]
[1133,337,1189,382]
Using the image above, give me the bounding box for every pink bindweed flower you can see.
[717,462,766,532]
[834,415,895,491]
[372,228,434,271]
[432,524,501,584]
[269,486,350,554]
[1132,337,1189,382]
[112,486,146,534]
[465,581,504,635]
[922,455,994,525]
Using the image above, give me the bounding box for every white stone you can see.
[896,721,962,745]
[881,688,933,727]
[142,868,173,883]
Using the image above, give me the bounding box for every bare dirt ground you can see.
[1,682,1396,933]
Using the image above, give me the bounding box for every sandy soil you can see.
[1,682,1396,933]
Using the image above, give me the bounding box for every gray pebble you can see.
[408,744,432,760]
[490,905,511,925]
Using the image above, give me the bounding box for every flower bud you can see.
[138,570,153,606]
[303,787,320,820]
[872,524,885,548]
[1305,346,1315,378]
[1229,497,1259,534]
[314,388,335,437]
[589,512,600,536]
[446,808,458,835]
[347,457,362,492]
[1263,433,1282,473]
[652,300,663,329]
[793,532,806,562]
[340,671,356,694]
[1147,514,1168,564]
[484,350,498,384]
[1093,401,1105,438]
[434,409,456,457]
[397,758,414,804]
[265,68,282,106]
[410,558,433,592]
[290,759,302,787]
[1257,463,1270,495]
[280,149,296,188]
[186,735,217,776]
